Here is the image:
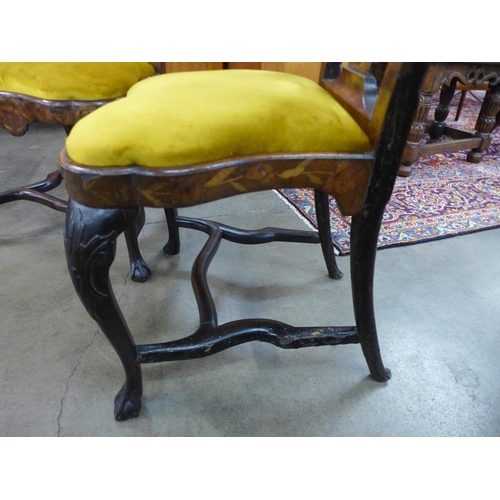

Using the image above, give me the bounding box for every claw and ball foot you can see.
[370,367,392,382]
[130,261,151,283]
[114,384,142,421]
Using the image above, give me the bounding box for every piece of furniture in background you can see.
[165,62,222,73]
[399,62,500,177]
[226,62,325,82]
[0,62,161,280]
[167,62,331,82]
[58,62,426,420]
[454,84,500,132]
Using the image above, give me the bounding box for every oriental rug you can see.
[277,91,500,255]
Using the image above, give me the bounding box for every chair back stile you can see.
[367,63,428,207]
[320,62,379,136]
[319,62,428,211]
[322,62,427,151]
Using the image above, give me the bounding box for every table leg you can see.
[428,80,457,140]
[467,84,500,163]
[399,92,433,177]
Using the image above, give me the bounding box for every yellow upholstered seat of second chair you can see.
[65,69,372,168]
[0,62,156,101]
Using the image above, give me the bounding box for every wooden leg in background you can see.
[314,189,343,279]
[124,206,151,283]
[163,208,180,255]
[64,199,143,421]
[350,207,391,382]
[429,80,457,140]
[455,90,467,121]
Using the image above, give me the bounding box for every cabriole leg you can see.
[350,208,391,382]
[64,199,143,420]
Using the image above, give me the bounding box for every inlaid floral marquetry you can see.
[59,150,375,216]
[0,92,109,136]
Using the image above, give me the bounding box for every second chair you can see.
[0,62,159,280]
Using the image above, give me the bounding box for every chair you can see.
[59,62,427,420]
[0,62,160,281]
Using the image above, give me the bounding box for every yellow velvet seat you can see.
[0,62,155,101]
[66,69,372,168]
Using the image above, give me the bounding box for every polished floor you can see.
[1,122,499,436]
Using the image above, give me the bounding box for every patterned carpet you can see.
[278,91,500,255]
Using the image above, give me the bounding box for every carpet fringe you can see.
[273,189,341,256]
[273,189,317,230]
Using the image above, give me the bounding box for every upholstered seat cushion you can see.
[66,69,372,168]
[0,62,155,101]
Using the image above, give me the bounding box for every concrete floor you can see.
[1,122,499,437]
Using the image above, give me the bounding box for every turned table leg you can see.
[467,84,500,163]
[399,92,433,177]
[428,80,457,140]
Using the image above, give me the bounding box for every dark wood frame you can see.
[59,63,427,421]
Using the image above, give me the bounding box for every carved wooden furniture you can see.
[400,63,500,177]
[59,63,427,421]
[0,62,160,280]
